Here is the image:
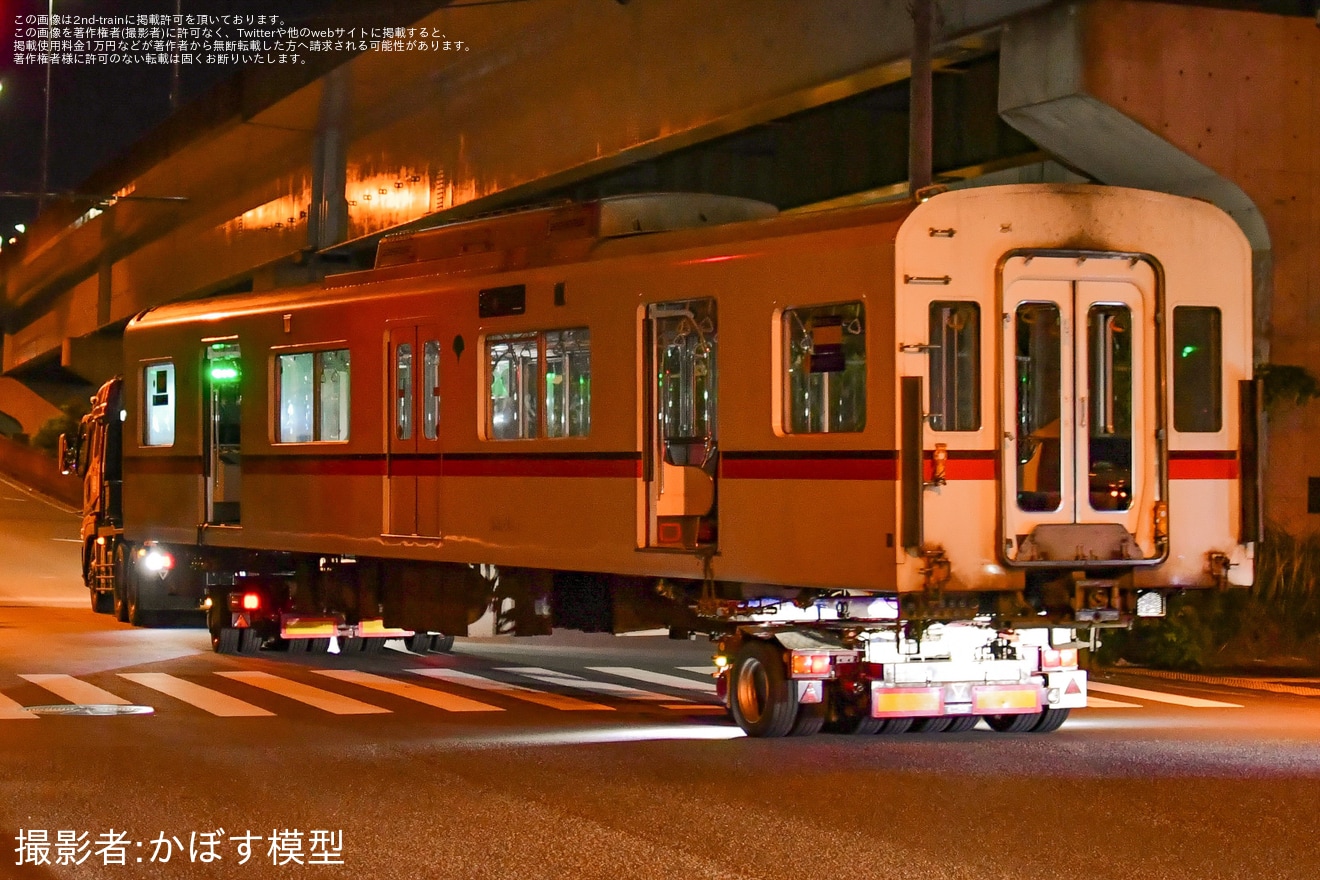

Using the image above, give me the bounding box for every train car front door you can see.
[999,255,1161,563]
[643,298,719,549]
[386,323,444,538]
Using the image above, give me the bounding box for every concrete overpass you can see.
[1,0,1317,528]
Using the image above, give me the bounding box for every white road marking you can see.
[21,674,131,706]
[587,666,717,695]
[50,537,84,543]
[216,671,390,715]
[1088,681,1242,708]
[677,665,718,675]
[119,673,273,717]
[0,691,37,720]
[315,670,502,713]
[499,666,686,702]
[410,669,613,711]
[1085,695,1141,709]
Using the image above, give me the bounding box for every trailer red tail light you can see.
[790,652,831,678]
[1041,647,1078,671]
[241,592,261,611]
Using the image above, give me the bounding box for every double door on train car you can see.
[386,322,444,538]
[998,255,1160,563]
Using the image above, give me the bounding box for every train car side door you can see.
[1000,256,1159,563]
[386,323,444,538]
[643,299,719,549]
[203,341,243,525]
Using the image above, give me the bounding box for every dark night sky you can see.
[0,0,447,239]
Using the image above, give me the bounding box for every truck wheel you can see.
[90,587,113,614]
[112,545,132,623]
[985,712,1040,733]
[240,629,264,654]
[208,602,240,654]
[943,715,979,733]
[405,632,431,654]
[429,634,456,653]
[1031,707,1070,733]
[126,570,149,627]
[728,639,797,738]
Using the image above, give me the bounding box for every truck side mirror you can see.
[58,433,79,476]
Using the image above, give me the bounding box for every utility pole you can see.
[908,0,934,197]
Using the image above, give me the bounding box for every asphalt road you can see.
[2,475,1320,880]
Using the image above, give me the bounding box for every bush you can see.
[29,402,87,457]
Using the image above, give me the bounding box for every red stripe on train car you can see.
[1168,452,1238,480]
[443,456,642,478]
[923,451,997,481]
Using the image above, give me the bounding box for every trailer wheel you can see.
[1031,707,1070,733]
[825,691,885,735]
[358,637,386,654]
[208,601,241,655]
[876,716,914,735]
[240,629,264,654]
[126,570,148,627]
[429,634,456,653]
[729,639,798,738]
[985,712,1040,733]
[789,702,826,736]
[943,715,979,733]
[405,633,432,654]
[911,717,952,734]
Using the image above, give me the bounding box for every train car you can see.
[71,184,1258,736]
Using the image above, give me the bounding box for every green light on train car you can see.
[209,360,241,382]
[1180,345,1197,358]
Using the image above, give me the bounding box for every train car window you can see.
[142,362,175,446]
[783,302,865,433]
[928,302,980,431]
[318,350,351,441]
[395,343,413,440]
[276,349,351,443]
[544,329,591,438]
[1015,302,1063,512]
[488,333,540,440]
[1087,305,1133,511]
[422,340,442,441]
[1173,306,1222,433]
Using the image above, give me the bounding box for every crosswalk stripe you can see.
[587,667,717,695]
[677,665,718,675]
[216,671,390,715]
[119,673,273,717]
[499,666,686,702]
[1088,681,1242,708]
[21,674,131,706]
[0,691,36,720]
[1086,695,1141,709]
[314,670,503,713]
[410,669,613,711]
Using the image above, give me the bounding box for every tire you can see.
[240,629,264,654]
[126,566,148,627]
[1031,707,1070,733]
[876,716,914,735]
[359,637,385,654]
[789,701,826,737]
[943,715,979,733]
[113,545,131,623]
[728,639,798,738]
[911,716,952,734]
[429,634,456,653]
[825,692,885,735]
[985,712,1041,733]
[405,632,432,654]
[90,587,114,614]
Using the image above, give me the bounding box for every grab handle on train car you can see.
[900,376,924,551]
[1239,377,1264,544]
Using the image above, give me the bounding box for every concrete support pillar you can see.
[310,66,351,252]
[61,334,122,386]
[998,2,1272,364]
